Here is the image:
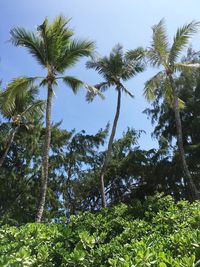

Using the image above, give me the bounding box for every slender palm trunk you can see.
[0,126,19,167]
[168,75,200,201]
[36,79,53,222]
[100,87,121,208]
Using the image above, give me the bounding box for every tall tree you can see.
[10,16,96,222]
[0,78,44,167]
[86,44,144,207]
[144,19,200,200]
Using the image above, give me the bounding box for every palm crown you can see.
[10,15,96,94]
[144,19,200,102]
[86,44,145,100]
[11,16,94,72]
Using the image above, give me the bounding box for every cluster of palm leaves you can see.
[1,15,200,221]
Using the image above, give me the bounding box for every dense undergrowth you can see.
[0,194,200,266]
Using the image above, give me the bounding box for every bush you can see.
[0,194,200,266]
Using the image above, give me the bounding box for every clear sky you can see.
[1,0,200,149]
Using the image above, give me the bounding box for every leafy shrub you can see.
[0,194,200,266]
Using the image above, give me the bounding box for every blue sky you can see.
[1,0,200,149]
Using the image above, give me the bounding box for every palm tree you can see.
[86,44,145,208]
[10,16,96,222]
[144,19,200,201]
[0,78,44,167]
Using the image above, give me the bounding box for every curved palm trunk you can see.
[0,126,19,167]
[100,88,121,208]
[168,75,200,201]
[36,80,53,222]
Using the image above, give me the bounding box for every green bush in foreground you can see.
[0,194,200,266]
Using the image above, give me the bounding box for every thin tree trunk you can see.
[36,79,53,222]
[100,87,121,208]
[0,126,19,167]
[168,75,200,201]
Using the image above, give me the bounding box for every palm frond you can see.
[85,82,109,102]
[144,71,164,101]
[87,59,111,83]
[121,85,134,98]
[162,78,173,106]
[21,100,45,120]
[86,59,99,70]
[162,78,185,109]
[174,62,200,73]
[122,59,145,81]
[169,21,200,64]
[85,84,105,102]
[58,39,95,72]
[62,76,84,94]
[148,19,169,67]
[10,28,47,67]
[94,82,110,92]
[39,78,58,87]
[110,43,123,57]
[125,47,146,61]
[61,75,104,101]
[38,16,74,69]
[48,15,72,36]
[0,77,38,117]
[86,58,107,76]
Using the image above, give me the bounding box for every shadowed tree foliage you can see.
[49,126,108,215]
[0,122,108,222]
[0,113,44,223]
[0,79,44,167]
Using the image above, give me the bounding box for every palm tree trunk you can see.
[36,79,53,222]
[100,88,121,208]
[0,126,19,167]
[168,75,200,201]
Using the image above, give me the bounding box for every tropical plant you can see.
[10,15,96,221]
[1,195,200,266]
[0,78,44,167]
[86,44,144,207]
[144,19,200,201]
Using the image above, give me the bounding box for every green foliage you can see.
[145,19,200,106]
[144,48,200,193]
[10,16,95,73]
[86,43,144,101]
[1,19,200,266]
[1,195,200,266]
[0,77,40,118]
